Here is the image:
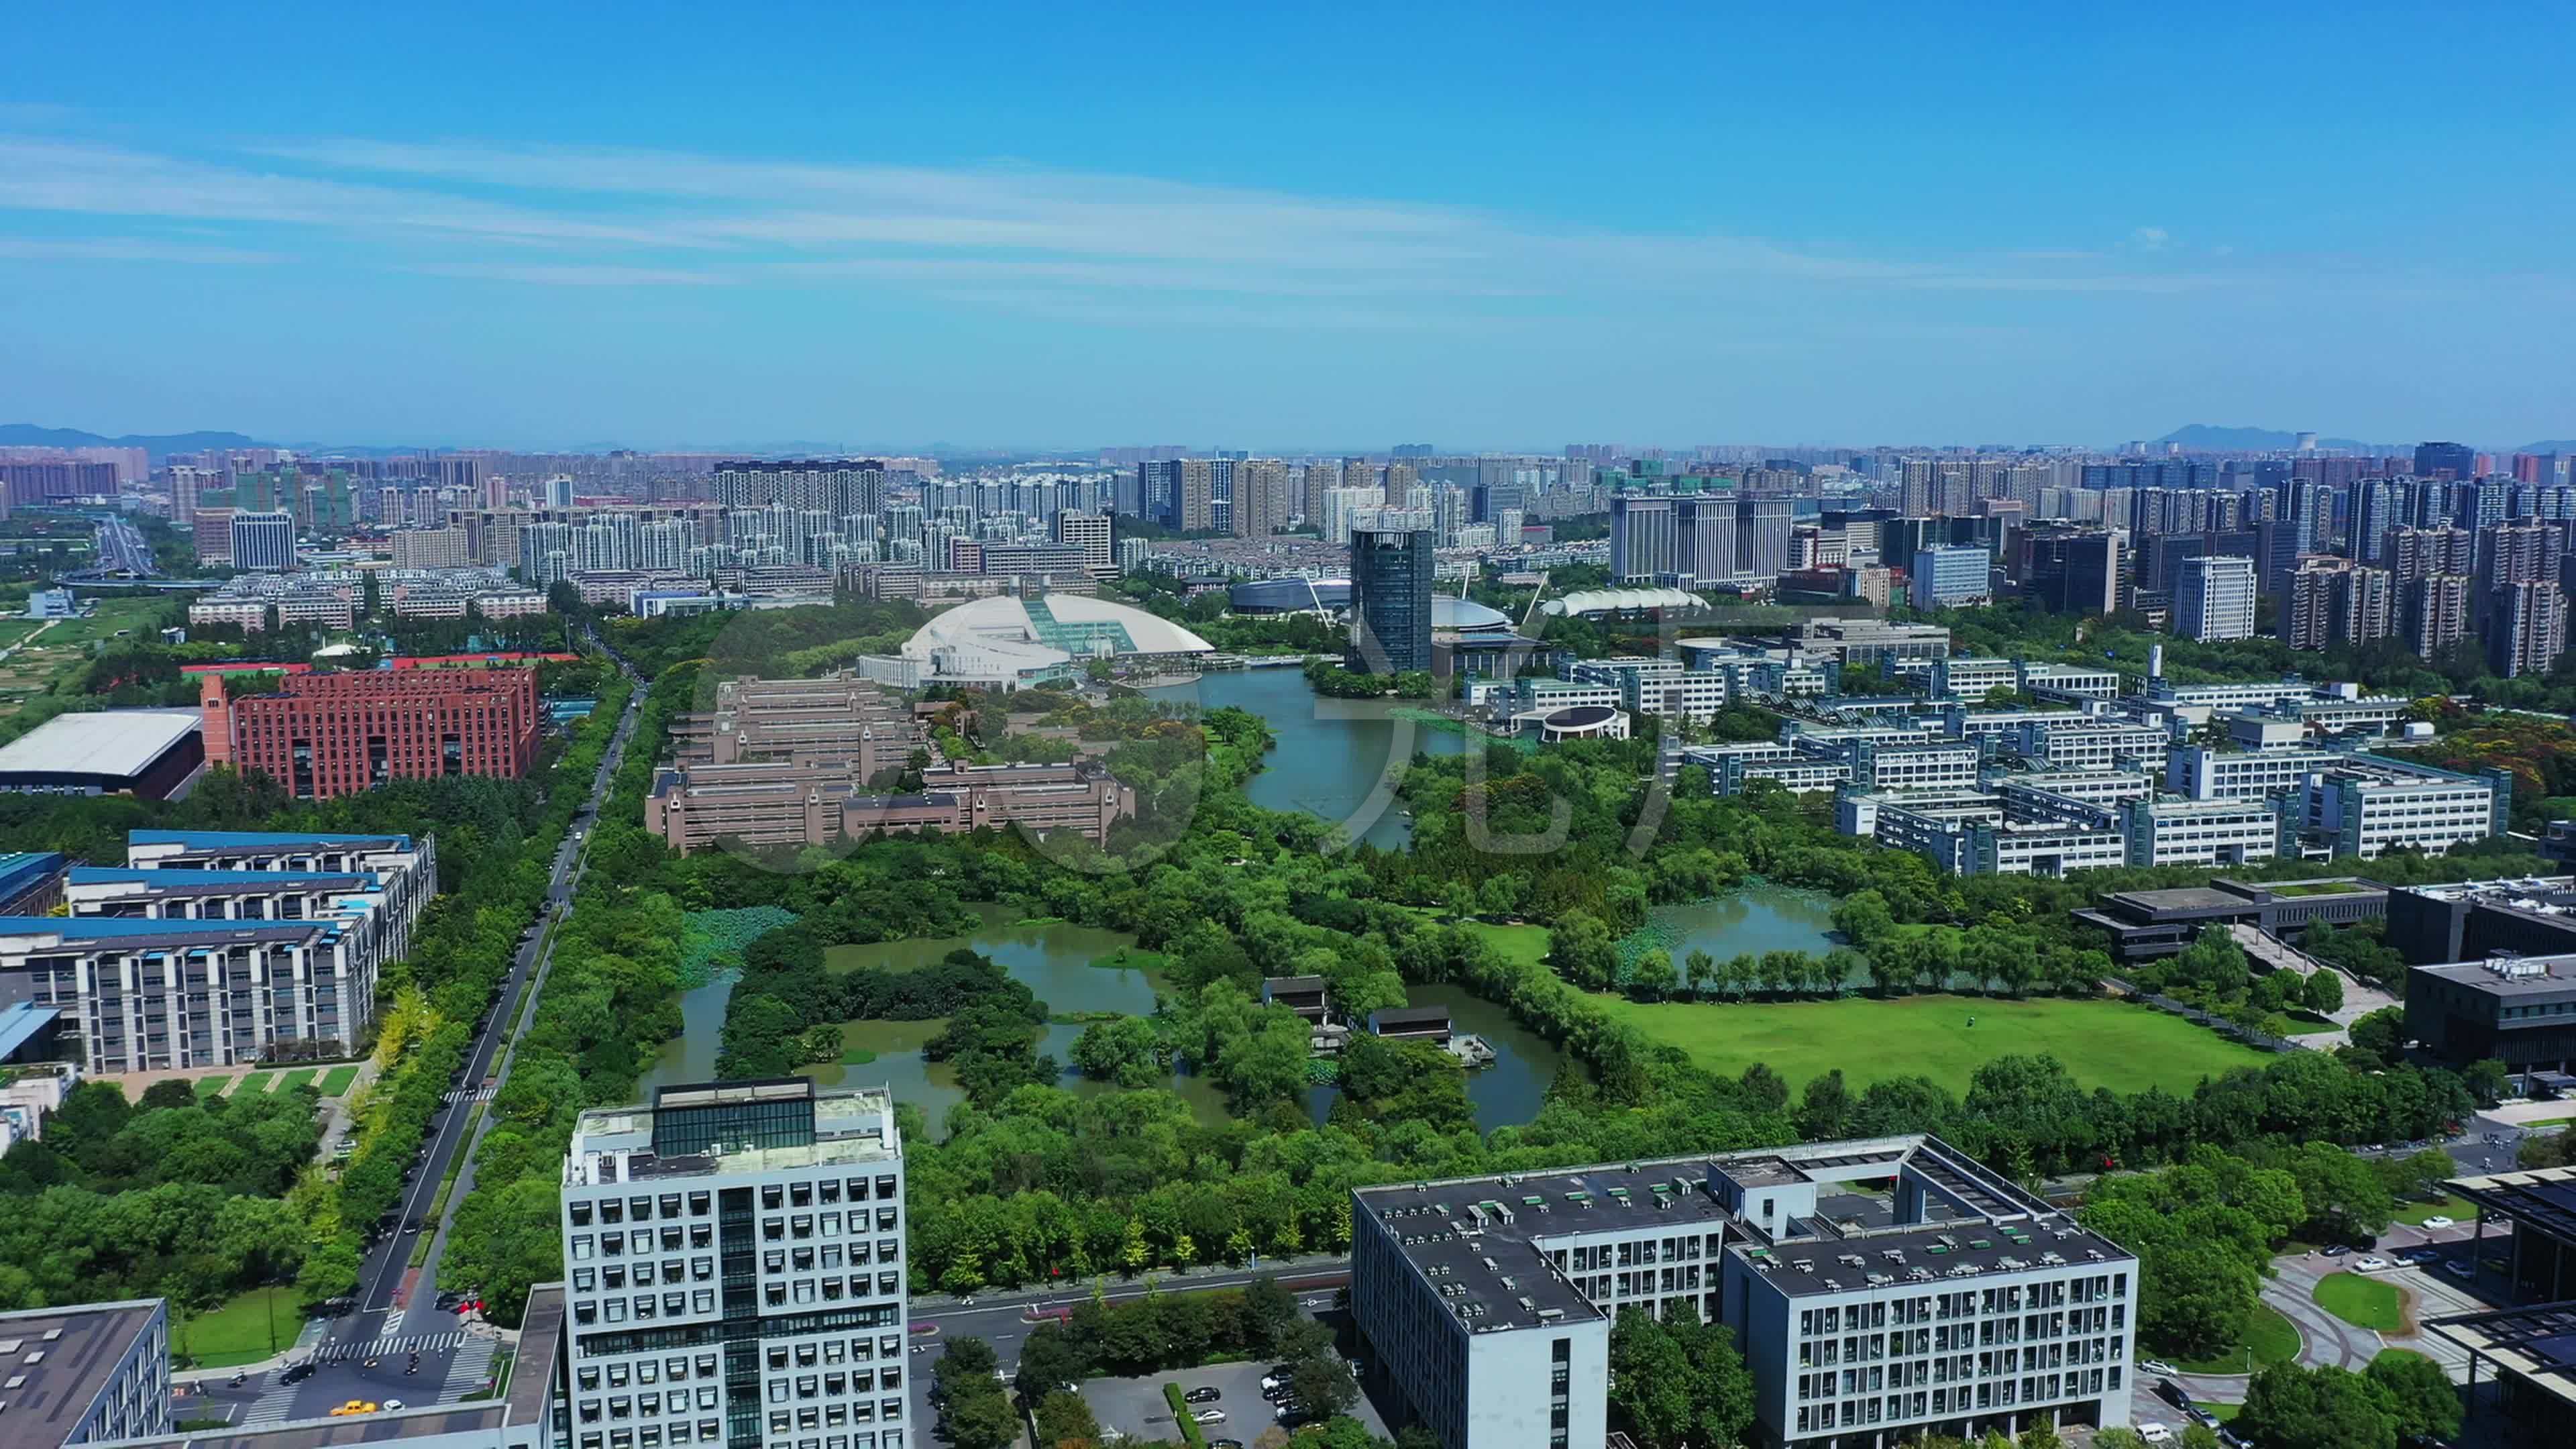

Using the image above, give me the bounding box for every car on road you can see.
[2445,1258,2476,1279]
[1183,1387,1221,1404]
[329,1402,378,1417]
[908,1322,938,1335]
[2353,1255,2393,1273]
[1191,1408,1226,1425]
[2400,1248,2439,1265]
[383,1400,406,1411]
[2156,1378,2193,1410]
[2321,1244,2352,1258]
[2137,1425,2174,1446]
[280,1362,316,1385]
[2139,1359,2178,1377]
[2420,1215,2456,1229]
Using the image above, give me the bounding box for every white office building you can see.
[2164,747,2343,802]
[2014,663,2120,700]
[2302,764,2503,860]
[2175,555,2257,642]
[561,1080,910,1449]
[1848,743,1984,793]
[1929,657,2017,699]
[1350,1136,2139,1449]
[2005,722,2172,772]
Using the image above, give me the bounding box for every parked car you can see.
[2354,1255,2393,1273]
[2137,1425,2175,1446]
[1183,1387,1221,1404]
[2322,1244,2352,1258]
[2445,1258,2477,1279]
[2139,1359,2178,1377]
[2420,1215,2456,1229]
[1191,1408,1226,1426]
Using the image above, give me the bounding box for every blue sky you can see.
[6,3,2573,451]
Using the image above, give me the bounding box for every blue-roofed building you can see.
[125,828,434,957]
[64,865,398,991]
[0,851,66,915]
[0,911,375,1073]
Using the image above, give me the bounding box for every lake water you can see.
[1641,887,1841,965]
[1302,982,1566,1133]
[636,904,1212,1138]
[1146,667,1466,849]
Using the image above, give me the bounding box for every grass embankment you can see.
[2314,1272,2407,1332]
[1593,991,2270,1096]
[176,1283,299,1368]
[235,1071,276,1094]
[2395,1194,2474,1226]
[317,1065,360,1096]
[194,1075,233,1098]
[274,1068,319,1093]
[2174,1303,2303,1375]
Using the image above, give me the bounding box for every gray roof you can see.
[0,709,199,779]
[0,1298,162,1446]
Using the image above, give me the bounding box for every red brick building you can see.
[200,667,541,799]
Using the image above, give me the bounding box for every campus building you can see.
[0,1299,170,1446]
[1350,1136,2139,1449]
[125,828,437,957]
[200,667,543,800]
[645,759,1134,856]
[0,913,378,1072]
[2431,1163,2576,1444]
[670,675,917,781]
[2387,877,2576,965]
[1349,524,1436,674]
[559,1080,910,1449]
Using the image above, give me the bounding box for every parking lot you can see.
[1082,1357,1392,1446]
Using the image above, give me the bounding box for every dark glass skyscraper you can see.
[1347,525,1434,674]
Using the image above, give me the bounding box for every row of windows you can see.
[1792,1366,2121,1434]
[570,1175,896,1230]
[570,1417,906,1448]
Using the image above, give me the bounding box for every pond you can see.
[1146,667,1466,849]
[1633,885,1844,975]
[637,903,1218,1138]
[1304,984,1565,1134]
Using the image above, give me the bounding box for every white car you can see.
[2137,1426,2174,1446]
[2138,1359,2178,1377]
[2420,1214,2456,1229]
[1191,1408,1226,1425]
[382,1400,406,1412]
[2353,1255,2393,1273]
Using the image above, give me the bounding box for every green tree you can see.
[2234,1362,2397,1449]
[1032,1390,1102,1448]
[2347,1006,2406,1061]
[943,1389,1019,1449]
[1796,1069,1852,1140]
[1683,949,1716,1000]
[2363,1350,2462,1444]
[1069,1015,1163,1087]
[1548,912,1619,989]
[2301,969,2345,1016]
[1289,1353,1360,1419]
[1629,949,1678,1002]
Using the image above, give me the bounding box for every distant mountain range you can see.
[0,423,272,458]
[2153,423,2387,451]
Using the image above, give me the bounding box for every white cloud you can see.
[0,131,2238,323]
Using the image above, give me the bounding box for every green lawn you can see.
[317,1065,360,1096]
[235,1071,275,1095]
[272,1068,319,1093]
[2395,1193,2474,1226]
[1592,991,2271,1095]
[2174,1303,2303,1375]
[176,1284,299,1368]
[193,1075,234,1098]
[1462,920,1551,967]
[2376,1348,2428,1365]
[2314,1272,2406,1331]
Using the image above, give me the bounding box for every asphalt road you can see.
[199,675,643,1430]
[90,516,157,577]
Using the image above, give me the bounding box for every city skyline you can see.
[9,5,2576,448]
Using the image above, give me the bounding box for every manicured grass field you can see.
[176,1283,299,1368]
[235,1071,275,1095]
[1462,920,1550,967]
[2395,1193,2475,1226]
[1591,991,2271,1096]
[317,1065,360,1096]
[2174,1303,2303,1375]
[272,1068,319,1093]
[2314,1271,2406,1331]
[193,1075,233,1098]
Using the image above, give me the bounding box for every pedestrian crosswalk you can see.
[310,1329,466,1364]
[443,1333,500,1397]
[239,1391,297,1429]
[443,1085,497,1104]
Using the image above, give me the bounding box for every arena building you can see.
[857,594,1212,690]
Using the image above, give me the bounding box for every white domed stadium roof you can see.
[901,594,1214,684]
[1541,587,1703,617]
